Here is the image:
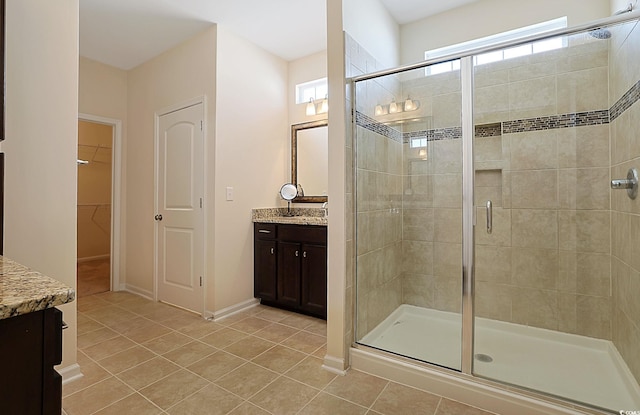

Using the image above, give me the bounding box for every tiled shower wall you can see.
[349,34,405,340]
[609,19,640,384]
[352,18,640,387]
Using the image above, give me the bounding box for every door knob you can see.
[154,214,163,221]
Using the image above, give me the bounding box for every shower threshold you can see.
[360,304,640,411]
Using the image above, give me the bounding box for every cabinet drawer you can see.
[279,225,326,244]
[254,223,276,239]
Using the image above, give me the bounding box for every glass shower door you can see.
[354,61,464,371]
[472,22,640,411]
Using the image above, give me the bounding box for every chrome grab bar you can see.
[486,200,492,234]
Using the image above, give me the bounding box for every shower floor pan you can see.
[360,304,640,411]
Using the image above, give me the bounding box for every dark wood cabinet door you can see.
[300,243,327,318]
[277,241,301,307]
[254,239,277,301]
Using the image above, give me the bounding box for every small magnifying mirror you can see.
[279,183,297,216]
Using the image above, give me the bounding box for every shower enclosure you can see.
[353,13,640,413]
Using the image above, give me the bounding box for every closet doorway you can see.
[77,115,122,297]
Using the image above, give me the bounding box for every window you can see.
[296,78,328,104]
[424,17,567,76]
[410,138,428,148]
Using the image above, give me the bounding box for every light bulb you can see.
[389,100,398,113]
[404,97,415,111]
[375,105,384,116]
[319,98,328,114]
[305,98,316,116]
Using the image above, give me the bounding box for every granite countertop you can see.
[252,207,328,226]
[0,256,75,320]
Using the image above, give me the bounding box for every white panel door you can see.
[156,103,204,314]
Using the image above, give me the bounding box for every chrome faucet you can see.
[322,201,328,218]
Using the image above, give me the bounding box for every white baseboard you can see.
[77,254,110,263]
[57,363,83,385]
[122,284,154,300]
[322,354,347,376]
[350,347,591,415]
[207,298,260,322]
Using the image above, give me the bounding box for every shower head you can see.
[588,28,612,39]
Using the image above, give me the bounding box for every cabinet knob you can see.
[303,251,307,258]
[295,250,299,257]
[270,247,274,255]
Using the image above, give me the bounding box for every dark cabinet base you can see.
[254,222,327,319]
[0,307,63,415]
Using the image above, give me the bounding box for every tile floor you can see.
[64,291,499,415]
[76,258,111,298]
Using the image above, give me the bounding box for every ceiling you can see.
[80,0,479,70]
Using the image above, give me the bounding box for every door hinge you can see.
[200,120,203,131]
[199,276,203,287]
[200,198,203,208]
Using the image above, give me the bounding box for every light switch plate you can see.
[226,186,234,201]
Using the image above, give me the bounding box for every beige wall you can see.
[212,26,288,313]
[288,51,328,126]
[3,0,79,370]
[400,0,611,65]
[609,17,640,384]
[343,0,400,69]
[77,121,113,260]
[126,26,217,296]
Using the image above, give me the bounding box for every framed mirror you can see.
[291,120,328,203]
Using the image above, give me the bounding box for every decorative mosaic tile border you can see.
[502,110,609,134]
[355,112,403,143]
[355,77,639,140]
[610,79,640,121]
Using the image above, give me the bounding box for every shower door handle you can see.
[486,200,492,234]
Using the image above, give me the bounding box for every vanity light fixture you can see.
[318,95,329,114]
[374,96,420,116]
[306,98,316,116]
[306,95,329,116]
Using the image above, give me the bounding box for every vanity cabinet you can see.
[0,307,64,415]
[254,222,327,319]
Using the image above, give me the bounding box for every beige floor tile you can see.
[229,316,274,334]
[285,356,336,389]
[254,306,291,321]
[435,398,497,415]
[116,356,181,390]
[216,311,257,326]
[62,359,111,397]
[249,377,319,415]
[139,369,208,410]
[63,377,134,415]
[167,384,243,415]
[81,335,137,361]
[228,402,271,415]
[279,313,318,330]
[298,392,368,415]
[160,313,205,330]
[77,326,120,349]
[281,331,326,354]
[84,306,139,328]
[214,362,279,399]
[136,302,194,321]
[162,340,217,366]
[178,319,224,339]
[93,291,139,304]
[93,393,163,415]
[251,344,307,373]
[312,344,327,358]
[77,314,105,334]
[187,350,245,382]
[302,319,327,337]
[77,296,111,312]
[324,370,388,407]
[142,331,193,354]
[97,345,157,374]
[371,382,441,415]
[122,320,173,343]
[200,327,248,348]
[223,336,276,360]
[253,323,300,343]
